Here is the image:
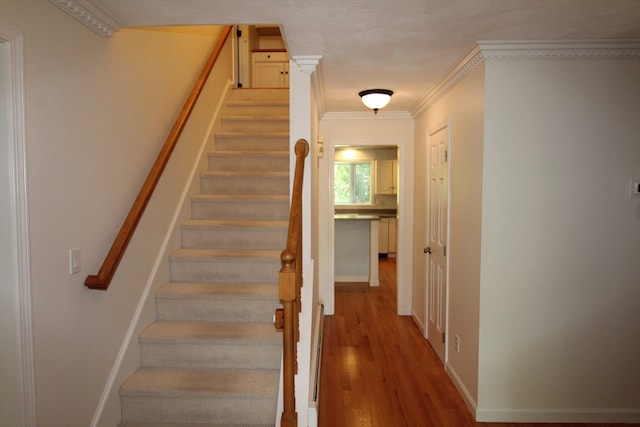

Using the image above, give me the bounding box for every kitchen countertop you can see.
[334,213,381,221]
[334,209,396,219]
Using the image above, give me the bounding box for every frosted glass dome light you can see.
[358,89,393,114]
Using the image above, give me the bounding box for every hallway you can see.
[318,258,622,427]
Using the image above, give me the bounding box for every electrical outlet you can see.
[454,335,460,353]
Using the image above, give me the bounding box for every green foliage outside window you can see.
[334,162,371,204]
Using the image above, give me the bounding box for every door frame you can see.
[424,119,451,363]
[321,128,414,316]
[0,21,36,426]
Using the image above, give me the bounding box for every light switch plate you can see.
[69,247,81,275]
[630,178,640,198]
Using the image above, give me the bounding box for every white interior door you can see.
[426,124,449,364]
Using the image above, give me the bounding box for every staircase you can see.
[118,88,290,427]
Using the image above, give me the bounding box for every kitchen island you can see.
[334,214,380,286]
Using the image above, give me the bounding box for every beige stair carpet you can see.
[118,88,290,427]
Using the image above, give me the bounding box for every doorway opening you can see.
[332,144,399,307]
[234,24,288,89]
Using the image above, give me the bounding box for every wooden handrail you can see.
[85,25,233,290]
[275,139,309,427]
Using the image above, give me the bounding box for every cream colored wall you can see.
[478,57,640,422]
[412,62,485,407]
[1,2,226,426]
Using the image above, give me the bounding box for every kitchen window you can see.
[334,161,372,205]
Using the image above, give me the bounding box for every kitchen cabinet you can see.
[252,52,289,88]
[378,216,397,256]
[375,159,398,194]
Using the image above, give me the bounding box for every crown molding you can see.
[48,0,120,37]
[323,111,413,121]
[292,55,322,75]
[292,55,325,117]
[478,40,640,60]
[411,40,640,117]
[411,45,483,116]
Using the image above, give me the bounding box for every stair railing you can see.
[85,25,233,290]
[275,138,310,427]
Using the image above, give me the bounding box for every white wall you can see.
[318,114,414,315]
[0,2,226,426]
[412,60,485,408]
[289,57,318,427]
[478,54,640,422]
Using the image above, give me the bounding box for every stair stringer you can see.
[90,80,235,427]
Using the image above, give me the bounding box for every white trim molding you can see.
[48,0,120,37]
[478,40,640,60]
[292,55,322,75]
[292,55,324,117]
[411,40,640,116]
[0,21,37,427]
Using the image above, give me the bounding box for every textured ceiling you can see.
[90,0,640,113]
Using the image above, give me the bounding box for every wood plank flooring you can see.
[318,258,623,427]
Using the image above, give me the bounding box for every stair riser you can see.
[200,175,289,196]
[191,200,289,221]
[226,104,289,116]
[221,118,289,133]
[214,134,289,152]
[156,299,280,323]
[208,154,289,173]
[181,227,287,250]
[140,343,282,369]
[121,396,277,425]
[231,88,289,102]
[169,258,280,283]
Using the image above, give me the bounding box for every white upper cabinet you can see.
[375,159,398,194]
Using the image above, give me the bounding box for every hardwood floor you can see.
[318,257,623,427]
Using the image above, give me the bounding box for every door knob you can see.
[424,247,431,254]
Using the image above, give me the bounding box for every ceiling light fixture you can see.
[359,89,393,114]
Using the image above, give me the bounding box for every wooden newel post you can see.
[279,251,298,427]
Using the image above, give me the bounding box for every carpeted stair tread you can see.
[212,149,289,154]
[221,115,289,121]
[140,322,280,345]
[227,99,289,106]
[191,194,289,202]
[120,368,279,398]
[201,171,289,178]
[230,87,289,102]
[209,149,288,157]
[182,219,288,228]
[157,283,279,299]
[214,131,289,138]
[170,248,281,260]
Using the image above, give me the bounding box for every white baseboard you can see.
[410,311,426,336]
[445,364,478,418]
[446,365,640,424]
[447,363,640,424]
[475,407,640,423]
